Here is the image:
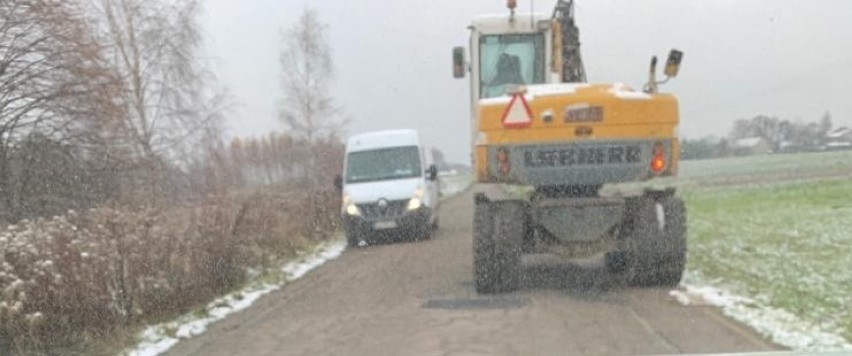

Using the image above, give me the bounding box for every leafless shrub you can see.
[0,186,335,353]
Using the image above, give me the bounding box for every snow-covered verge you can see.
[670,272,852,351]
[439,173,472,199]
[125,239,346,356]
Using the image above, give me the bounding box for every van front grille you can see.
[358,199,408,219]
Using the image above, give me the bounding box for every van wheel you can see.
[346,231,360,248]
[418,223,433,241]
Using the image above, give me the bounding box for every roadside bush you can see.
[0,188,338,353]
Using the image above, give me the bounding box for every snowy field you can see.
[676,151,852,350]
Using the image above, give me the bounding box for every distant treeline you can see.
[681,112,841,160]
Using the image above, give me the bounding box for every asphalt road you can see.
[166,189,782,356]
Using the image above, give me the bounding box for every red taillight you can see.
[650,155,665,173]
[497,147,511,176]
[650,142,666,174]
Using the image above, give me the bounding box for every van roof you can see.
[346,129,420,153]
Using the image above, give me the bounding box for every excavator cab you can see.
[480,34,544,98]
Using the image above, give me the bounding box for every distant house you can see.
[827,127,852,140]
[732,137,772,156]
[826,127,852,151]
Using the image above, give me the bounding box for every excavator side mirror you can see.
[664,49,684,78]
[452,47,466,79]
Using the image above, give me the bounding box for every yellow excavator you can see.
[452,0,686,293]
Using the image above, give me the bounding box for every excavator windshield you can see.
[479,33,545,98]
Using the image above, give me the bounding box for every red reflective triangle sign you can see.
[501,93,533,129]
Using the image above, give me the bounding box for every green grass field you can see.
[679,151,852,341]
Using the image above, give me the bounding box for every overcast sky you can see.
[201,0,852,163]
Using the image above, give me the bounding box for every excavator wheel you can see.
[625,195,687,287]
[473,197,523,294]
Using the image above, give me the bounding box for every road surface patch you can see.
[422,297,529,310]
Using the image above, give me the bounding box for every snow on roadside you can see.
[124,239,347,356]
[440,173,472,199]
[669,272,852,352]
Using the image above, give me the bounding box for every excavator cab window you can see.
[479,33,545,98]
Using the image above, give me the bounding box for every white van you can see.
[337,130,440,246]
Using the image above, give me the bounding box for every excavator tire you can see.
[473,199,523,294]
[626,196,687,287]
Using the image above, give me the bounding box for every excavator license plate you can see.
[523,145,641,168]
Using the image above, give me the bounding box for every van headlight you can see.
[343,194,361,216]
[346,203,362,216]
[406,186,424,211]
[406,197,422,211]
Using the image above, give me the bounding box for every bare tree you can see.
[76,0,232,203]
[431,148,448,171]
[278,7,345,225]
[90,0,227,163]
[0,0,116,220]
[818,111,832,142]
[278,8,343,142]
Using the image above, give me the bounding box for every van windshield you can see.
[345,146,422,183]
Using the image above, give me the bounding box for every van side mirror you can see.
[427,165,438,181]
[333,175,343,190]
[452,47,466,79]
[664,49,683,78]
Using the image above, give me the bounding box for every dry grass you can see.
[0,186,339,354]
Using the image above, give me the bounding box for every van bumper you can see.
[342,207,432,239]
